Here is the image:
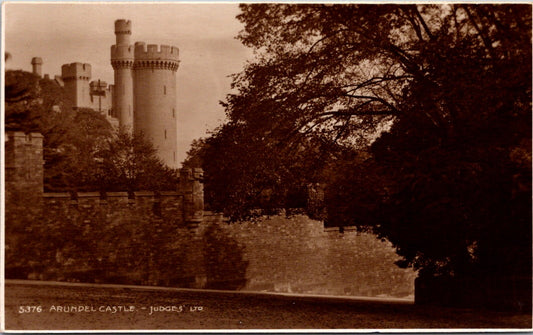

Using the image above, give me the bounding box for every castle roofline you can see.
[134,42,179,62]
[61,62,91,80]
[31,57,43,65]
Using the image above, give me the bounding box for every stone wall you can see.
[199,214,416,298]
[5,131,416,298]
[6,193,415,298]
[43,191,184,228]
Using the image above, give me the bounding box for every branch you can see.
[319,109,395,117]
[342,94,400,114]
[461,5,496,59]
[401,7,425,41]
[412,5,434,40]
[340,75,413,91]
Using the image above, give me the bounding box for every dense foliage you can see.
[5,70,178,192]
[98,130,179,192]
[186,4,531,283]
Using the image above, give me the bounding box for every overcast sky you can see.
[4,2,253,165]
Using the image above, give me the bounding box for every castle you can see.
[8,18,416,300]
[31,19,180,169]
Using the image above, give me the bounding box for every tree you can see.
[43,108,114,191]
[181,138,207,169]
[188,3,531,304]
[97,129,178,192]
[5,70,43,132]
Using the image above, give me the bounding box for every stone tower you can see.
[111,19,180,169]
[111,19,135,130]
[31,57,43,77]
[5,132,44,198]
[61,62,92,109]
[133,42,180,168]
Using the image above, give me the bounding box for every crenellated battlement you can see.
[31,57,43,65]
[61,62,91,81]
[111,45,134,70]
[115,19,132,35]
[134,42,180,62]
[132,43,180,71]
[111,45,134,60]
[31,57,43,77]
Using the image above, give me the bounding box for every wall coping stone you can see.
[77,192,101,198]
[43,193,71,198]
[106,192,129,197]
[43,191,182,198]
[160,191,180,196]
[134,191,155,197]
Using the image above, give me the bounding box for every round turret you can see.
[133,42,180,71]
[133,42,180,168]
[110,18,180,168]
[31,57,43,77]
[115,19,132,46]
[112,19,135,131]
[111,45,134,68]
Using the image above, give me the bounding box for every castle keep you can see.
[32,19,180,169]
[112,20,180,168]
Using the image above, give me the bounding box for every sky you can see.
[4,2,254,165]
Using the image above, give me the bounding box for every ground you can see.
[5,280,532,330]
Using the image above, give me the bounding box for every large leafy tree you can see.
[98,130,178,192]
[43,108,114,191]
[191,4,531,287]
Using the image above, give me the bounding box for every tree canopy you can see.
[187,4,531,282]
[98,129,179,192]
[5,69,178,192]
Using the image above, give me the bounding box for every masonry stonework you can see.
[5,132,44,200]
[5,131,416,298]
[132,42,179,167]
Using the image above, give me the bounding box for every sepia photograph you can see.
[3,1,532,331]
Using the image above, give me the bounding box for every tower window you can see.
[164,130,167,139]
[164,85,166,95]
[172,108,175,118]
[173,152,176,162]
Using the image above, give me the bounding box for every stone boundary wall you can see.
[200,214,416,298]
[42,191,185,228]
[5,130,415,298]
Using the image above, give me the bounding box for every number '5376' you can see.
[19,306,42,313]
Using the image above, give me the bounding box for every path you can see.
[4,280,531,330]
